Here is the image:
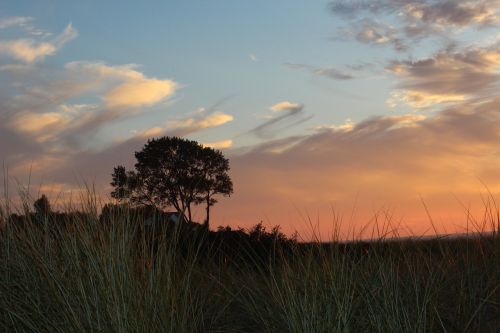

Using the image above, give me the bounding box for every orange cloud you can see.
[387,90,466,108]
[9,111,72,142]
[214,98,500,239]
[167,112,234,133]
[104,78,176,108]
[0,40,55,63]
[66,62,178,108]
[203,139,233,149]
[10,112,69,133]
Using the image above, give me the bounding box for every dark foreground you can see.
[1,208,499,332]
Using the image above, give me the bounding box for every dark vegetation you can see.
[1,136,500,332]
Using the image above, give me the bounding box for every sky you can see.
[1,0,500,240]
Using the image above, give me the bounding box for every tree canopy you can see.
[110,136,233,228]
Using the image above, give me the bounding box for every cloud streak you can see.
[248,102,311,139]
[284,63,354,80]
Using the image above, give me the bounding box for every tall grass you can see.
[0,196,225,332]
[1,193,500,332]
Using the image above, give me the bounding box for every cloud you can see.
[9,111,71,141]
[0,22,182,179]
[0,62,178,145]
[312,118,356,132]
[331,0,500,28]
[0,16,51,37]
[387,44,500,108]
[249,102,310,139]
[0,22,77,63]
[52,23,77,47]
[284,62,354,80]
[215,97,500,237]
[66,61,178,108]
[0,39,56,63]
[339,19,407,51]
[128,110,235,142]
[270,101,303,112]
[402,1,500,28]
[167,111,234,136]
[387,90,466,108]
[5,66,500,239]
[313,67,354,80]
[10,155,68,177]
[330,1,500,49]
[134,126,165,139]
[0,16,33,29]
[203,139,233,149]
[0,125,41,163]
[104,78,176,108]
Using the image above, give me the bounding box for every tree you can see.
[34,194,51,215]
[110,136,233,226]
[197,147,233,228]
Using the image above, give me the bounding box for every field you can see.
[1,197,500,332]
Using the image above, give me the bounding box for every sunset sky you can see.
[1,1,500,239]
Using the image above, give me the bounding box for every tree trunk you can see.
[204,195,210,229]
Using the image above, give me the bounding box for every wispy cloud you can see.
[167,111,234,136]
[284,63,354,80]
[248,101,311,139]
[0,22,76,63]
[16,109,236,189]
[0,16,33,29]
[129,108,235,141]
[331,0,500,29]
[0,21,186,181]
[0,60,179,148]
[0,16,51,36]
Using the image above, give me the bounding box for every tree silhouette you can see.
[197,147,233,228]
[110,136,233,225]
[34,194,51,215]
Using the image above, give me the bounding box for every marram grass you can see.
[0,195,499,332]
